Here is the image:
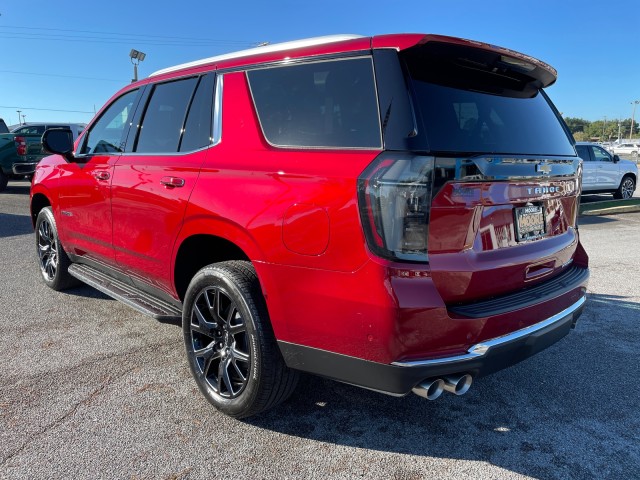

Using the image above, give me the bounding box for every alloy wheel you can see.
[37,219,58,281]
[621,178,635,199]
[188,286,251,399]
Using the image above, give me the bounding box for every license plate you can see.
[514,205,546,242]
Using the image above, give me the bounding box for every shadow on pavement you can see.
[0,212,33,239]
[580,194,616,203]
[246,292,640,478]
[1,181,31,196]
[62,284,114,301]
[578,215,619,225]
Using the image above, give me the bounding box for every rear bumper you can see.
[279,295,586,396]
[12,162,37,175]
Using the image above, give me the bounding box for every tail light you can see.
[15,136,27,156]
[357,153,434,262]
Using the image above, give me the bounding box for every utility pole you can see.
[618,121,622,142]
[631,101,639,141]
[602,116,607,139]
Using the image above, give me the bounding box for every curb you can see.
[580,198,640,216]
[581,205,640,216]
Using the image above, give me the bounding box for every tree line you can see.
[564,117,638,142]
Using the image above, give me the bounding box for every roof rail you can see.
[150,34,364,77]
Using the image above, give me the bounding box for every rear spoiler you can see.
[374,34,557,96]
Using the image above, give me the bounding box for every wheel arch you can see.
[172,216,269,301]
[171,218,289,341]
[173,233,252,302]
[620,172,637,190]
[30,192,52,228]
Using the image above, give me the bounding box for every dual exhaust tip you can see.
[412,374,473,400]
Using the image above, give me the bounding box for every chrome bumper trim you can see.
[12,163,37,175]
[391,295,586,368]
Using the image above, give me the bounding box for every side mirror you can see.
[613,155,620,163]
[42,128,75,162]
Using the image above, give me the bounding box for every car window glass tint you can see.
[575,145,591,162]
[592,147,611,162]
[248,58,381,149]
[179,74,215,152]
[409,81,574,156]
[135,77,198,153]
[14,125,46,135]
[81,90,138,155]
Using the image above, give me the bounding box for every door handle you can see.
[93,171,110,181]
[160,176,185,188]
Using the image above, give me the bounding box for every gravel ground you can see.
[1,179,639,479]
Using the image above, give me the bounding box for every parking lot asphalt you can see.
[1,179,639,479]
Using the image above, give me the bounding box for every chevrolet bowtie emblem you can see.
[536,163,552,175]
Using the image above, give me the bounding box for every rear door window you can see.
[135,77,199,153]
[575,145,593,162]
[247,57,381,149]
[179,74,215,152]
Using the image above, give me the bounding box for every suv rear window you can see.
[247,58,381,149]
[403,50,574,156]
[13,125,46,135]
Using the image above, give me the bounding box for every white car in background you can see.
[611,142,640,157]
[576,142,637,199]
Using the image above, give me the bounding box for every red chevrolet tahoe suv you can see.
[31,34,589,418]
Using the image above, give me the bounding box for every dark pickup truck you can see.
[0,122,85,191]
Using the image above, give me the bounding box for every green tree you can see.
[562,116,636,142]
[564,117,589,135]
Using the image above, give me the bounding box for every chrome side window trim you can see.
[212,74,223,146]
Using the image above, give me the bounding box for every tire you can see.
[35,207,79,291]
[0,170,8,192]
[183,260,298,418]
[613,175,636,200]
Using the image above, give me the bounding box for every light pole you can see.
[129,49,147,83]
[16,110,22,125]
[631,100,639,141]
[618,121,622,142]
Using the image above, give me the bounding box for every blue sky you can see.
[1,0,638,126]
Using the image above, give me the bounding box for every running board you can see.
[68,264,183,321]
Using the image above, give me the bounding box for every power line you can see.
[0,26,257,48]
[0,24,255,45]
[0,32,253,47]
[0,105,95,114]
[0,69,122,83]
[0,33,247,47]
